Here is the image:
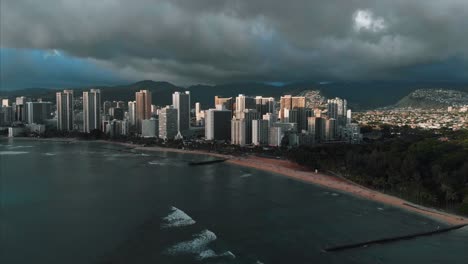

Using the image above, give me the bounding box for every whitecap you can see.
[0,151,29,155]
[240,173,253,178]
[161,206,196,228]
[197,249,236,260]
[164,229,217,255]
[377,207,384,211]
[44,153,57,156]
[331,193,340,197]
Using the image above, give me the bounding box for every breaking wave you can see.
[164,229,217,255]
[197,249,236,260]
[161,206,196,228]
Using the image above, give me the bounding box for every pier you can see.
[324,224,467,252]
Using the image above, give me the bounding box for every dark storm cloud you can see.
[2,0,468,85]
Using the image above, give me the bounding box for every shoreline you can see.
[6,136,468,225]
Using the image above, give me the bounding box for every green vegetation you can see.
[287,127,468,216]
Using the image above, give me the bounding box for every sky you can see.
[1,0,468,90]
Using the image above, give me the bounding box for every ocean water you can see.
[1,138,467,264]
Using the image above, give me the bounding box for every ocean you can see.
[1,138,467,264]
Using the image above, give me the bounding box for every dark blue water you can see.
[1,138,467,264]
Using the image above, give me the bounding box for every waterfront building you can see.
[135,90,152,132]
[127,101,136,126]
[205,108,232,140]
[231,118,246,146]
[83,89,101,133]
[269,126,284,147]
[172,91,191,134]
[159,106,178,140]
[141,118,159,138]
[308,117,326,142]
[252,119,269,145]
[15,96,30,122]
[56,90,74,131]
[325,118,336,141]
[26,101,52,124]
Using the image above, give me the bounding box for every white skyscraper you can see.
[231,118,246,146]
[172,91,191,134]
[56,90,74,131]
[83,89,101,133]
[159,106,178,140]
[127,101,136,126]
[235,94,255,118]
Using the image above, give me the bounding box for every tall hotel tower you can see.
[56,90,74,131]
[172,91,190,134]
[135,90,152,132]
[83,89,101,133]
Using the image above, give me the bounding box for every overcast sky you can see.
[1,0,468,89]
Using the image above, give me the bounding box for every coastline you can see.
[8,137,468,226]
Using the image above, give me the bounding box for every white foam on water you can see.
[44,153,57,156]
[255,261,265,264]
[331,193,340,197]
[240,173,253,178]
[197,249,236,260]
[7,145,33,149]
[164,229,217,255]
[148,160,169,166]
[161,206,196,228]
[0,151,29,155]
[377,207,384,211]
[140,153,150,156]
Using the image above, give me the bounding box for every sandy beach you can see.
[109,141,468,226]
[9,137,468,225]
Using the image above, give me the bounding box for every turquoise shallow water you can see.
[1,138,467,264]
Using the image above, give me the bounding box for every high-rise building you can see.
[269,126,284,147]
[141,118,159,138]
[1,106,14,125]
[239,109,260,144]
[255,96,276,116]
[109,107,124,120]
[231,118,246,146]
[56,90,74,131]
[103,101,112,115]
[214,96,233,111]
[172,91,191,134]
[235,94,255,118]
[325,118,336,141]
[307,116,325,142]
[135,90,152,132]
[83,89,101,133]
[15,96,31,122]
[2,99,9,107]
[252,119,269,146]
[127,101,136,126]
[26,101,52,124]
[263,113,276,128]
[279,95,306,120]
[346,109,352,125]
[159,106,178,140]
[205,109,232,140]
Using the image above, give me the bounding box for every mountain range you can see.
[1,80,467,110]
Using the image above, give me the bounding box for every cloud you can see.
[1,0,468,87]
